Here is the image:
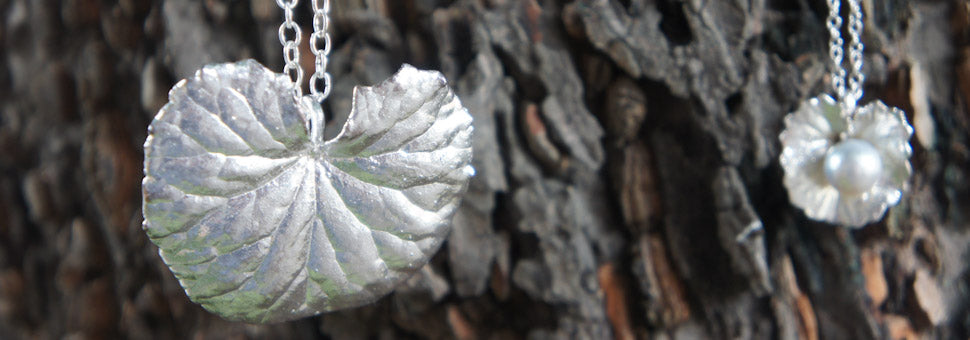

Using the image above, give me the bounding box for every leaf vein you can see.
[323,165,393,273]
[254,163,310,317]
[151,159,304,240]
[327,84,447,156]
[326,165,425,246]
[185,89,259,153]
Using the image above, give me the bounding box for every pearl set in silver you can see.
[822,138,883,197]
[780,95,912,227]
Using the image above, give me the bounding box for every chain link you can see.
[845,0,865,109]
[275,0,330,144]
[827,0,865,114]
[275,0,331,104]
[826,0,846,103]
[277,0,303,99]
[309,0,333,103]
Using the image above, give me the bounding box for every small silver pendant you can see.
[780,94,913,227]
[142,60,473,323]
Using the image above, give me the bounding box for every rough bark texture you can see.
[1,0,969,339]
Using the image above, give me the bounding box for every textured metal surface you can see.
[142,60,474,323]
[780,94,912,227]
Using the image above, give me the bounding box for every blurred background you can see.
[1,0,969,339]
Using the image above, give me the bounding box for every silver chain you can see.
[309,0,333,103]
[845,0,864,109]
[277,0,303,99]
[275,0,332,103]
[827,0,865,114]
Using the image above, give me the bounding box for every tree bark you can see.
[0,0,968,339]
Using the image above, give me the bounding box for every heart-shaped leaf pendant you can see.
[142,60,474,323]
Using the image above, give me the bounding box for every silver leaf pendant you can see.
[780,94,913,227]
[142,60,474,323]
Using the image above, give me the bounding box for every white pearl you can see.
[823,139,883,196]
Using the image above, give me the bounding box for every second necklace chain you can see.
[277,0,332,103]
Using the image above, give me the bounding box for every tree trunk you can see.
[1,0,968,339]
